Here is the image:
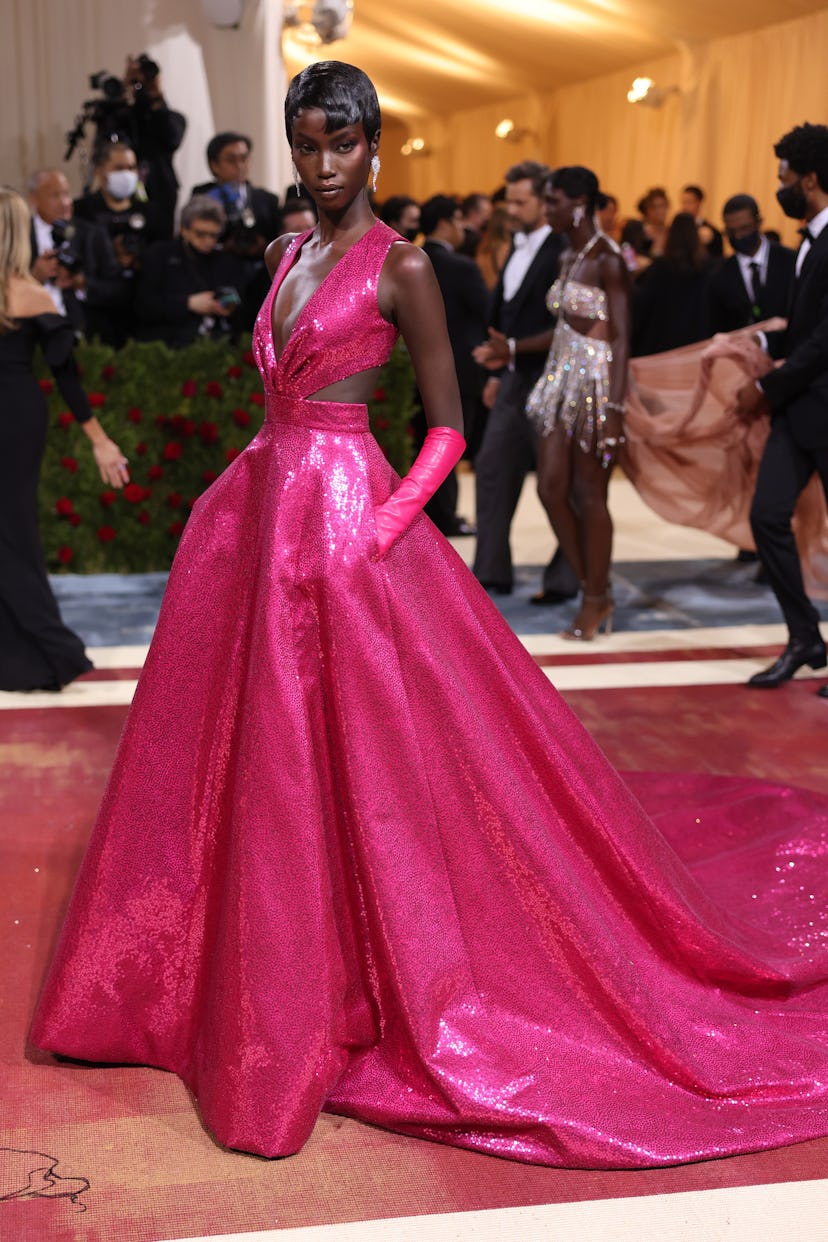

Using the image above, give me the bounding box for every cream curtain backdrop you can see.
[1,0,289,207]
[394,5,828,244]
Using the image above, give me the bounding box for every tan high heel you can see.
[560,592,613,641]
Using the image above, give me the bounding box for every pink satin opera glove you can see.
[374,426,466,557]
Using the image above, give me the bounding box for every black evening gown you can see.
[0,313,93,690]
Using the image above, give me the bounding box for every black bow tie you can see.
[799,226,813,241]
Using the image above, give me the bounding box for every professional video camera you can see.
[64,56,162,177]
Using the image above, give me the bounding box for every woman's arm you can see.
[599,249,632,460]
[379,243,463,432]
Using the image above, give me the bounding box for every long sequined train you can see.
[31,220,828,1166]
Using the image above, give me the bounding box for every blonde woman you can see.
[0,187,126,690]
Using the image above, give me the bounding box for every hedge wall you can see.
[38,336,415,573]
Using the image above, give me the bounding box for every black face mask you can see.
[401,227,420,242]
[727,230,761,256]
[776,179,807,220]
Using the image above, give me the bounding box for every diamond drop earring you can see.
[572,204,585,228]
[292,162,301,193]
[371,154,381,192]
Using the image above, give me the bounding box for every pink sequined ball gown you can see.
[32,221,828,1167]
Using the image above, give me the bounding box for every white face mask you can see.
[106,170,139,199]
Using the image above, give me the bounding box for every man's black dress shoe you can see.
[816,684,828,700]
[529,587,578,606]
[747,637,827,688]
[444,516,477,537]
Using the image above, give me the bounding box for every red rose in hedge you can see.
[155,414,169,428]
[138,510,151,526]
[87,392,106,407]
[205,380,223,398]
[243,349,255,366]
[55,497,74,516]
[39,379,54,394]
[169,415,196,437]
[168,519,185,537]
[68,513,82,527]
[101,364,116,380]
[232,408,251,427]
[227,364,242,378]
[60,456,78,473]
[249,392,265,406]
[58,411,73,428]
[198,421,219,444]
[225,447,241,464]
[202,469,218,484]
[181,379,198,397]
[127,407,143,423]
[123,482,145,504]
[167,492,183,508]
[163,441,183,461]
[135,441,147,455]
[148,465,164,480]
[57,546,74,564]
[374,416,390,430]
[99,490,117,507]
[97,525,117,543]
[372,387,387,401]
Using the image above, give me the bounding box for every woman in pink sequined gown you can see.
[31,63,828,1168]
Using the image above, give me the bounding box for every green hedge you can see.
[38,337,415,573]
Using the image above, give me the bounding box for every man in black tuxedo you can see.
[28,168,127,344]
[736,124,828,692]
[708,194,796,334]
[472,161,576,598]
[419,194,489,535]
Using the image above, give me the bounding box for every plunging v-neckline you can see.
[269,219,381,364]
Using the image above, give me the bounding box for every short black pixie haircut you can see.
[547,165,600,213]
[284,61,381,145]
[774,122,828,193]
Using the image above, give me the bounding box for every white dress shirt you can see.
[796,203,828,275]
[736,234,770,299]
[33,212,66,315]
[502,224,551,303]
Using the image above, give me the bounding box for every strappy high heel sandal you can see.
[560,592,613,641]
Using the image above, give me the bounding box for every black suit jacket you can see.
[489,231,565,380]
[759,226,828,448]
[191,181,282,249]
[30,216,128,342]
[422,241,489,396]
[135,238,246,348]
[707,243,796,334]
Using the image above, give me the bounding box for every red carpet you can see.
[2,672,827,1240]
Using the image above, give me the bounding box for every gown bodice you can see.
[252,219,402,404]
[546,277,608,323]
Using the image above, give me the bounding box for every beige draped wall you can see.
[396,6,828,245]
[1,0,289,207]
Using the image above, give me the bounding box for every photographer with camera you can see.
[134,195,245,348]
[66,55,185,240]
[28,168,128,345]
[73,141,167,344]
[192,132,281,267]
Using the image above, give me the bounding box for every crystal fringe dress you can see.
[31,220,828,1167]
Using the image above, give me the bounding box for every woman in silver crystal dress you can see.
[527,167,631,638]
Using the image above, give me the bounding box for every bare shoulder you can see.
[9,276,57,318]
[264,232,299,278]
[378,242,441,323]
[597,242,629,284]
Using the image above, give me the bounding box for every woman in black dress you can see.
[0,187,127,691]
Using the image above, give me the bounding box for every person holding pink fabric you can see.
[31,64,828,1171]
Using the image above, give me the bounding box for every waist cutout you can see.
[266,393,370,433]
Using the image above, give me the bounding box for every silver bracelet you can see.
[605,400,624,414]
[507,337,516,373]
